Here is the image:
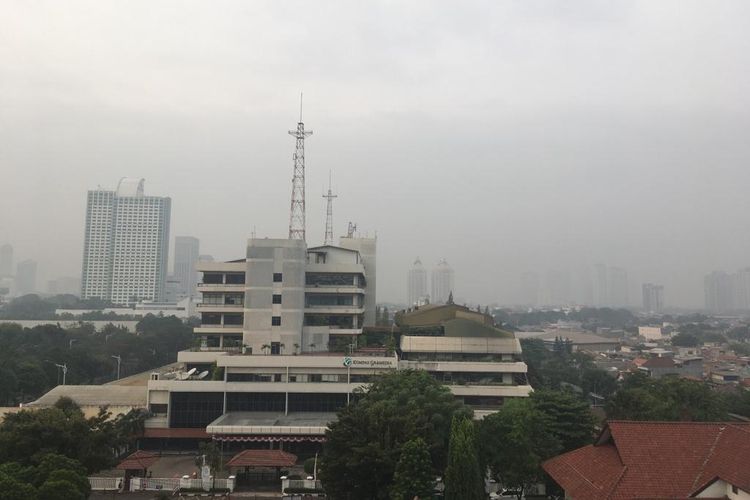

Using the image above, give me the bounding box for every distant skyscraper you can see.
[734,268,750,311]
[642,283,664,312]
[174,236,200,299]
[704,271,735,311]
[0,244,12,278]
[594,263,608,306]
[431,259,455,305]
[16,259,37,295]
[407,257,428,306]
[608,267,629,307]
[81,178,171,305]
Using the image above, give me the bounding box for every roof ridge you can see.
[689,425,725,493]
[605,465,628,500]
[607,420,750,426]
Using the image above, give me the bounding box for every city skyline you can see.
[2,2,750,306]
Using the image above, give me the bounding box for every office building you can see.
[173,236,200,299]
[15,259,37,295]
[81,178,171,305]
[642,283,664,312]
[0,244,12,277]
[407,257,428,306]
[704,271,735,311]
[431,259,454,304]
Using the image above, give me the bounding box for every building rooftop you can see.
[543,421,750,500]
[27,385,147,408]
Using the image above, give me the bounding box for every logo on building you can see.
[343,357,353,367]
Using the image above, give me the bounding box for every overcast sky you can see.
[2,1,750,307]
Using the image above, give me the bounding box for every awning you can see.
[213,434,326,443]
[116,450,160,471]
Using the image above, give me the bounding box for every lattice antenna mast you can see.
[288,94,312,240]
[323,171,337,245]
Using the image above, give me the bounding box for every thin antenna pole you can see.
[299,92,303,123]
[323,170,337,245]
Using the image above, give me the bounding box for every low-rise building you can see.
[543,420,750,500]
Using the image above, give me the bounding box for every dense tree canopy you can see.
[0,452,90,500]
[444,417,484,500]
[319,370,469,500]
[0,398,146,473]
[0,315,193,405]
[390,438,434,500]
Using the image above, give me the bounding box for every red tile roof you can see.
[641,357,676,369]
[543,421,750,500]
[116,450,160,471]
[226,449,298,468]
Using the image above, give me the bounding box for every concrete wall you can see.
[338,237,376,326]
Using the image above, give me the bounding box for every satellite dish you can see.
[177,372,189,380]
[197,371,209,380]
[186,368,197,376]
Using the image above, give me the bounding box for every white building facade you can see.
[407,257,428,306]
[81,178,171,305]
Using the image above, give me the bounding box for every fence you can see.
[88,477,121,491]
[128,476,235,492]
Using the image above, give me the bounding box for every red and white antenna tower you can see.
[323,171,337,245]
[288,94,312,240]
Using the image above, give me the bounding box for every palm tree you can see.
[261,344,271,355]
[309,343,316,352]
[293,343,300,355]
[279,343,286,354]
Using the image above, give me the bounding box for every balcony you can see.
[198,283,245,291]
[305,285,365,294]
[197,303,244,310]
[194,325,244,335]
[304,306,365,315]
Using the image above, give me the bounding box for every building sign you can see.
[342,357,396,368]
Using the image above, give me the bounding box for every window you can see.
[272,294,282,304]
[149,403,168,415]
[732,486,739,495]
[271,342,281,355]
[271,316,281,326]
[273,273,283,283]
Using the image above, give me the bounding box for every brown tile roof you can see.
[116,450,160,471]
[226,449,298,468]
[543,421,750,500]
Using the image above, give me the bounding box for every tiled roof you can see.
[226,449,298,468]
[543,421,750,500]
[117,450,160,470]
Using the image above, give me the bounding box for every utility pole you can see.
[55,363,68,385]
[288,93,312,241]
[111,355,122,380]
[323,171,337,245]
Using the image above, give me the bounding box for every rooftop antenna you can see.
[251,225,256,239]
[346,222,357,238]
[323,170,337,245]
[288,93,312,241]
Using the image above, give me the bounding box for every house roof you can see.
[116,450,160,470]
[641,356,676,369]
[226,449,298,468]
[543,421,750,500]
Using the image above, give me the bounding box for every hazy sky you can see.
[2,1,750,307]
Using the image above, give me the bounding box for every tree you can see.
[444,417,484,500]
[478,399,561,498]
[390,438,434,500]
[581,369,618,400]
[671,333,700,347]
[319,370,469,500]
[0,471,38,500]
[530,390,594,452]
[606,376,728,421]
[37,479,81,500]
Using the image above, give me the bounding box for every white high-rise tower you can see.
[81,178,171,304]
[431,259,455,305]
[407,258,428,306]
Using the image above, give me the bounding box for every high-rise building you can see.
[607,267,629,307]
[407,258,428,306]
[734,268,750,311]
[81,178,171,305]
[173,236,200,299]
[642,283,664,312]
[0,244,12,278]
[594,263,608,306]
[704,271,735,311]
[48,277,82,296]
[16,259,37,295]
[431,259,455,305]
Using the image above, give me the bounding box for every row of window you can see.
[225,373,374,383]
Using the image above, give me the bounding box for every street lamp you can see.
[54,363,68,385]
[111,355,122,380]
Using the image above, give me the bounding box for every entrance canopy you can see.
[226,449,298,468]
[208,411,335,442]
